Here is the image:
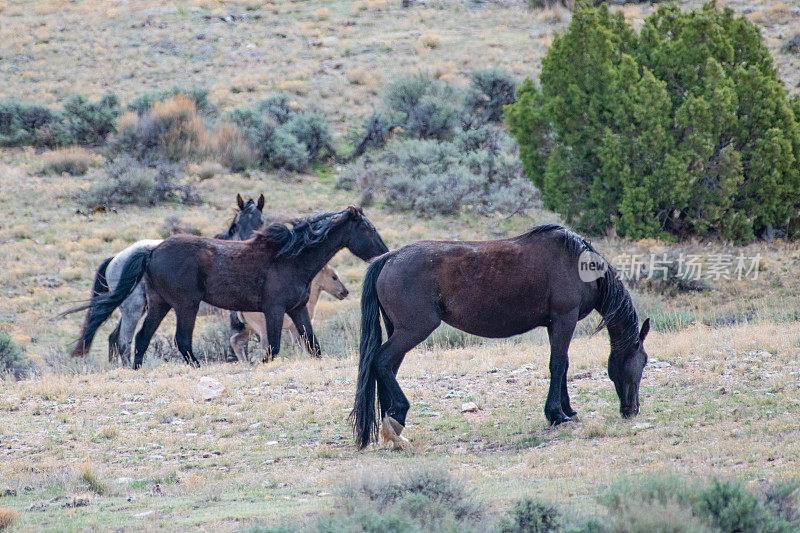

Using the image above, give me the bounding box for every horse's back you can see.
[106,239,164,289]
[377,233,596,338]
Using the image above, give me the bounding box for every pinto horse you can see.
[81,206,388,369]
[351,225,650,449]
[68,194,265,365]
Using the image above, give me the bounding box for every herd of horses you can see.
[65,194,650,450]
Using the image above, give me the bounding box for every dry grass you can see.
[0,508,19,530]
[41,147,93,176]
[1,321,799,529]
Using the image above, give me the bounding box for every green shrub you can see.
[267,127,310,171]
[81,156,200,209]
[257,93,296,124]
[60,93,121,145]
[339,131,540,217]
[525,0,571,8]
[282,112,332,160]
[609,500,713,533]
[498,498,562,533]
[699,480,776,533]
[226,107,277,160]
[505,2,800,243]
[226,97,330,171]
[0,99,59,146]
[763,480,800,526]
[128,87,210,115]
[382,73,462,140]
[0,330,31,379]
[464,69,518,126]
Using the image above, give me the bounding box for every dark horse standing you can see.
[66,193,266,364]
[352,225,650,449]
[80,206,388,369]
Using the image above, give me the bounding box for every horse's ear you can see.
[237,193,245,210]
[639,318,650,343]
[257,194,265,211]
[348,205,362,218]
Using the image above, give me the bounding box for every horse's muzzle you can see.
[337,289,349,300]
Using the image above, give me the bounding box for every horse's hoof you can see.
[381,417,409,450]
[564,408,577,418]
[550,416,571,426]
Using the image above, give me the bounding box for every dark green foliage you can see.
[0,330,32,379]
[0,99,59,146]
[60,93,121,145]
[497,498,562,533]
[699,480,780,533]
[464,69,518,126]
[128,87,210,115]
[81,156,200,209]
[505,2,800,242]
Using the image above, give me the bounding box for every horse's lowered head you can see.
[608,318,650,418]
[317,264,349,300]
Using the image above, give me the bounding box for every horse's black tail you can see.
[350,253,392,449]
[69,257,113,357]
[74,249,151,358]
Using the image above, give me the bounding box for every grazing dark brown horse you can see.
[351,225,650,449]
[80,206,388,369]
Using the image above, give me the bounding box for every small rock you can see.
[461,402,478,413]
[195,376,225,401]
[135,510,154,519]
[266,440,278,446]
[116,477,133,485]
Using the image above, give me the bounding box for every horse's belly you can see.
[441,311,547,338]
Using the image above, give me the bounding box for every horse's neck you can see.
[305,282,324,321]
[295,231,346,282]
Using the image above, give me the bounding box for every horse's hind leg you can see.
[174,304,201,367]
[544,310,578,425]
[374,323,439,449]
[111,283,147,367]
[108,321,122,364]
[133,297,171,370]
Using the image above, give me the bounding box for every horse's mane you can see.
[523,224,639,351]
[254,209,347,258]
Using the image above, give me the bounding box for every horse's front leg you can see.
[286,306,321,357]
[544,310,578,425]
[262,306,285,362]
